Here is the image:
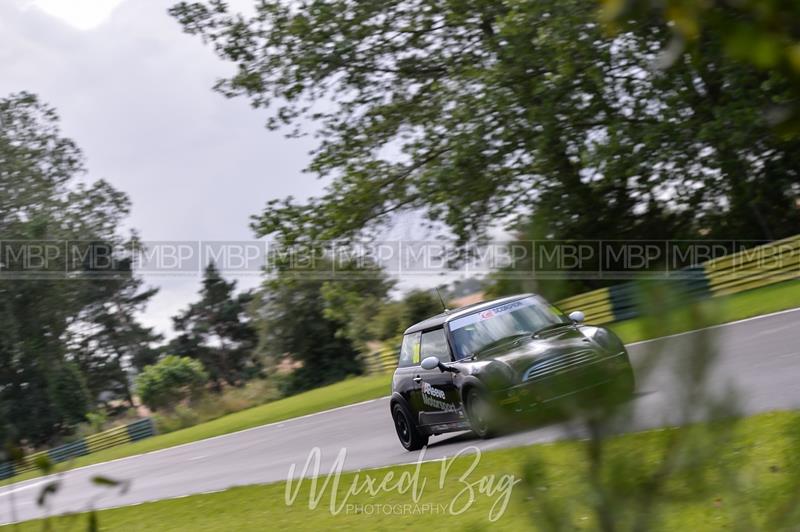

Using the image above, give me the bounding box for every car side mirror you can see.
[568,310,585,324]
[421,356,459,373]
[421,356,441,370]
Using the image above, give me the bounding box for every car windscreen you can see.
[447,296,567,359]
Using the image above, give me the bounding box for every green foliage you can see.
[154,403,201,433]
[171,0,800,252]
[254,257,390,392]
[367,301,407,341]
[0,404,9,448]
[403,289,444,325]
[135,356,208,411]
[84,412,108,434]
[152,378,282,434]
[318,263,395,348]
[601,0,800,134]
[48,362,91,427]
[359,289,443,343]
[169,263,259,389]
[71,280,162,408]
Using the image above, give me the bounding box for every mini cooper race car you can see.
[389,294,635,451]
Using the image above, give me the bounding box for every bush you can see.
[152,378,282,434]
[85,411,107,433]
[136,356,208,411]
[153,404,201,433]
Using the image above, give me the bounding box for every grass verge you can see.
[12,410,800,531]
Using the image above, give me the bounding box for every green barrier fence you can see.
[556,236,799,323]
[0,418,156,481]
[704,234,800,297]
[364,343,400,375]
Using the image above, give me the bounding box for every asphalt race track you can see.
[1,308,799,524]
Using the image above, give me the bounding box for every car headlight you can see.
[482,361,517,389]
[587,327,626,354]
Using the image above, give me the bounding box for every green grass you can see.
[0,373,392,487]
[610,279,800,344]
[11,410,800,531]
[3,279,798,488]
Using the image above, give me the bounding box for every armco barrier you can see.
[554,287,615,324]
[363,344,399,375]
[551,267,712,325]
[704,234,800,297]
[364,235,800,373]
[0,417,156,481]
[557,237,798,322]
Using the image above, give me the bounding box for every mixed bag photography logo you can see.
[284,446,521,522]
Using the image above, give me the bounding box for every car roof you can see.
[403,293,536,335]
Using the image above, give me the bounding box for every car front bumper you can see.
[496,350,633,411]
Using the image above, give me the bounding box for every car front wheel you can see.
[392,403,428,451]
[465,388,498,439]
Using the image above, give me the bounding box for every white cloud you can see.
[21,0,126,30]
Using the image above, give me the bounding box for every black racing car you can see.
[389,293,635,450]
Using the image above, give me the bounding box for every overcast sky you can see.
[1,0,332,335]
[1,0,464,336]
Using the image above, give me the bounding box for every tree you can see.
[170,0,800,253]
[70,276,162,408]
[360,289,443,342]
[170,263,259,389]
[319,263,395,349]
[254,256,392,392]
[135,356,208,411]
[403,289,444,326]
[48,363,91,428]
[366,301,407,342]
[0,92,153,444]
[600,0,800,134]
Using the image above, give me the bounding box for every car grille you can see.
[522,350,600,382]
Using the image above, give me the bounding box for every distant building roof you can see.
[448,291,485,308]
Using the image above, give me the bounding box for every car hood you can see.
[474,326,603,375]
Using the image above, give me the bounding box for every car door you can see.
[393,331,421,411]
[416,327,463,427]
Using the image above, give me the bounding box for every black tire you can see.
[392,403,428,451]
[465,387,498,439]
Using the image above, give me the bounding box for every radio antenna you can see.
[435,287,449,312]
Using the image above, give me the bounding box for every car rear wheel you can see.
[392,403,428,451]
[465,388,498,439]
